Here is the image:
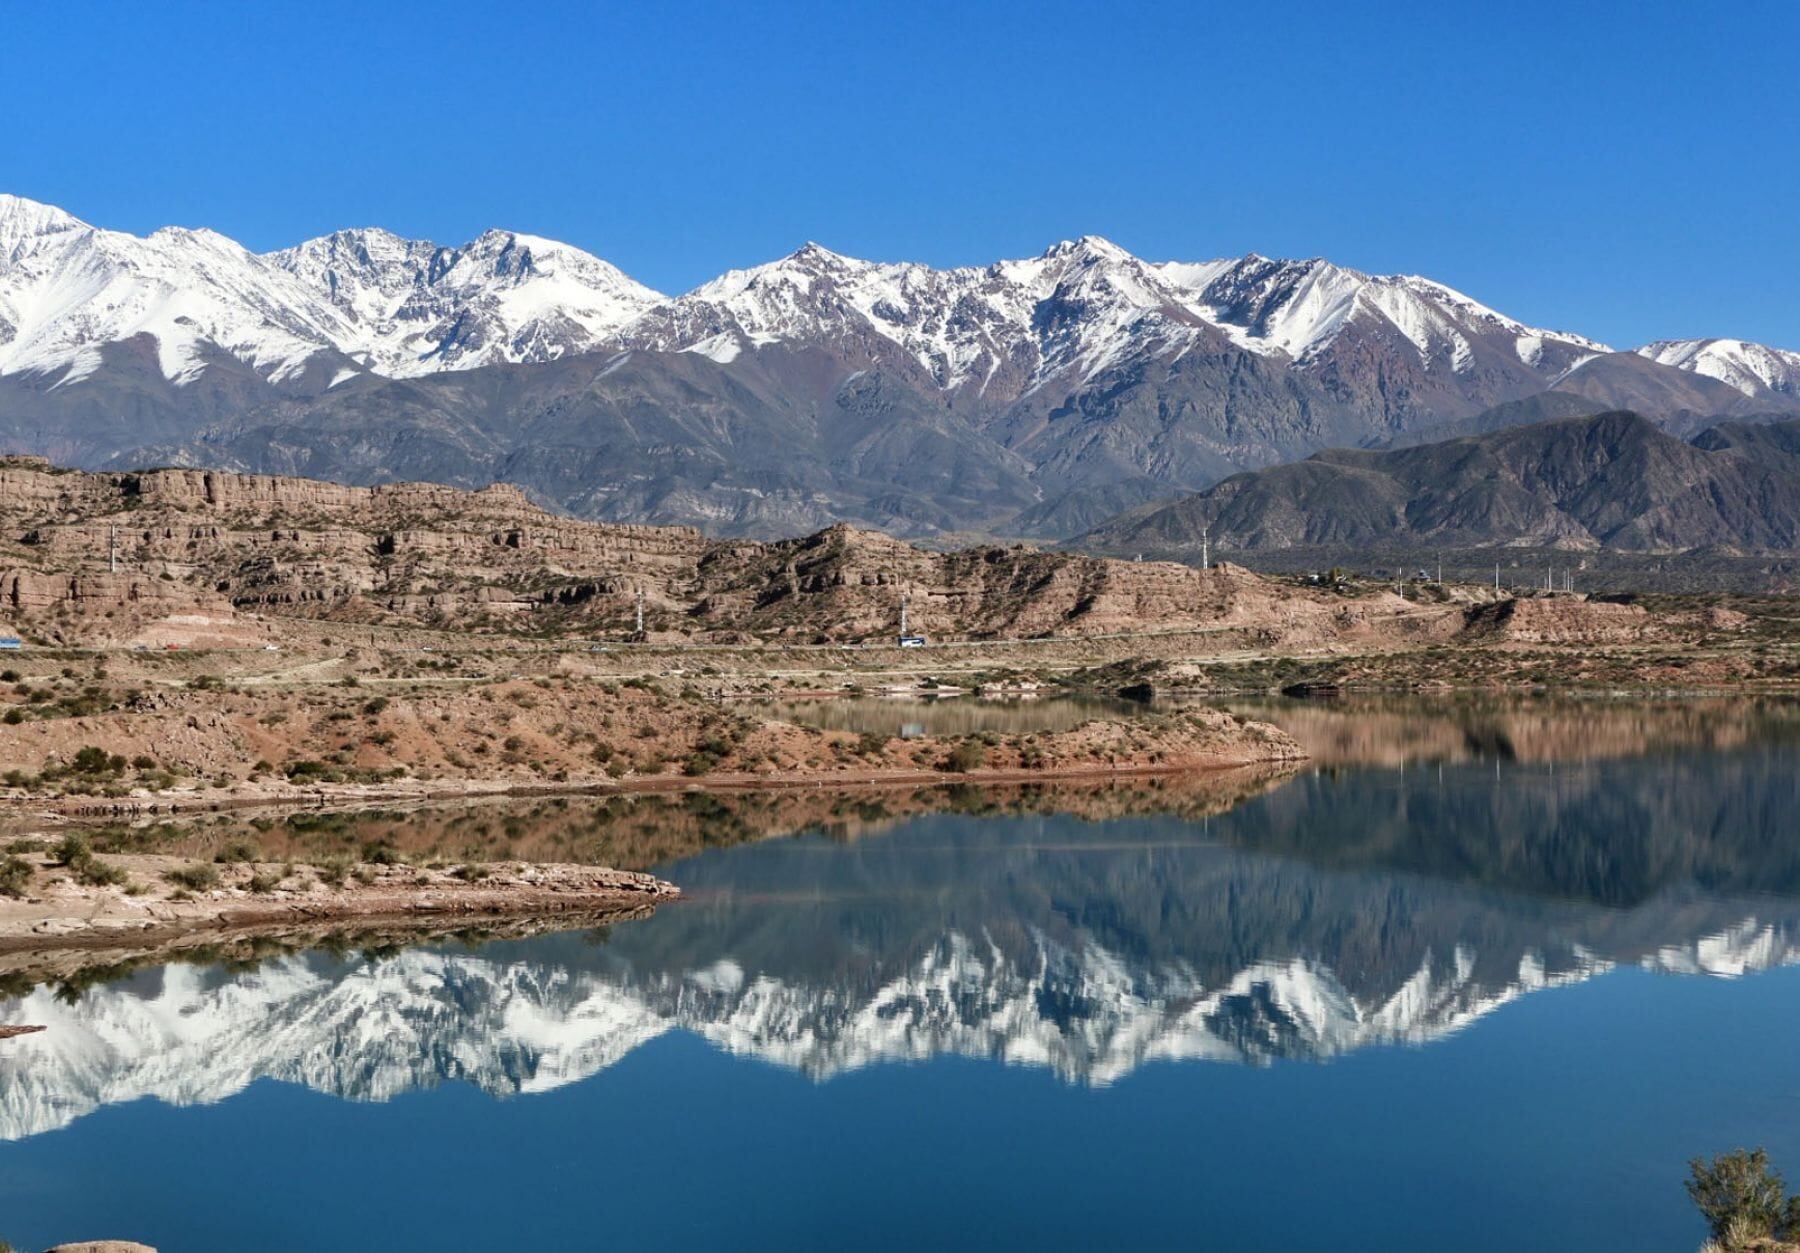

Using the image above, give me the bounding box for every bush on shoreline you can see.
[1690,1148,1800,1250]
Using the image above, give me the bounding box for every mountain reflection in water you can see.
[0,699,1796,1142]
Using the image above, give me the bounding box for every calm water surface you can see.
[2,698,1798,1251]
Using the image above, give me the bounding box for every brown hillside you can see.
[0,458,1455,647]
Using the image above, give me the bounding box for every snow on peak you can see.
[788,240,855,266]
[0,194,85,257]
[0,197,356,387]
[272,225,664,377]
[0,195,671,387]
[636,233,1208,392]
[1154,254,1607,374]
[1040,234,1132,263]
[0,194,1725,401]
[1636,337,1800,398]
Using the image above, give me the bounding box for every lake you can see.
[2,697,1797,1251]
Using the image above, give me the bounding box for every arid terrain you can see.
[1,457,1794,803]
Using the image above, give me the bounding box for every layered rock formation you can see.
[0,457,1452,645]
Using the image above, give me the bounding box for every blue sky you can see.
[4,0,1794,349]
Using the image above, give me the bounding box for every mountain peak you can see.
[0,193,86,253]
[0,192,81,226]
[1041,234,1131,263]
[1638,337,1800,397]
[779,240,862,271]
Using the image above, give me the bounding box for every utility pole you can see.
[634,587,645,636]
[108,524,117,574]
[1494,561,1500,592]
[899,593,909,637]
[1201,522,1210,571]
[1437,555,1442,584]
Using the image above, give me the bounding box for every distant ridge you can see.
[1076,412,1800,555]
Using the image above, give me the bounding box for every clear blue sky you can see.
[4,0,1794,349]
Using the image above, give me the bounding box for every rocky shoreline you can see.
[0,680,1303,951]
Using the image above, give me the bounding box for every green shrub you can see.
[943,740,986,773]
[164,862,221,891]
[70,745,125,775]
[75,857,129,888]
[451,862,491,882]
[50,833,91,867]
[214,839,260,864]
[362,696,390,716]
[0,856,33,899]
[1687,1148,1800,1243]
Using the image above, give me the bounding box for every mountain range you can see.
[4,193,1800,539]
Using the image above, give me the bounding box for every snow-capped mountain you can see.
[0,915,1791,1141]
[0,193,1617,396]
[1637,338,1800,399]
[0,193,356,387]
[0,195,664,387]
[271,226,665,377]
[1158,254,1608,374]
[621,235,1221,397]
[619,235,1616,406]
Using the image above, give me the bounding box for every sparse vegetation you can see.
[163,862,221,891]
[943,739,986,773]
[74,856,129,888]
[50,833,92,867]
[0,855,33,898]
[1689,1149,1800,1249]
